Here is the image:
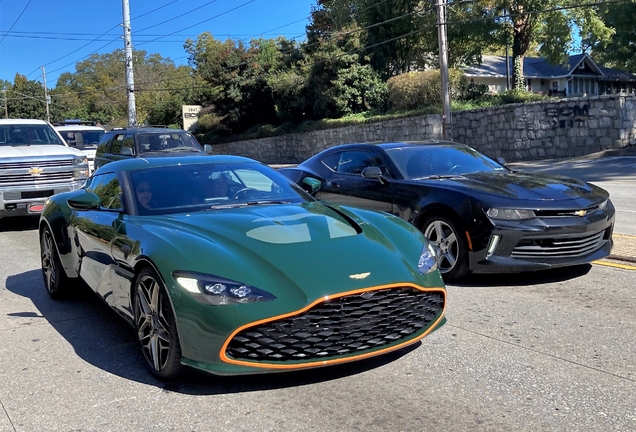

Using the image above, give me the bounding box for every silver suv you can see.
[0,119,89,219]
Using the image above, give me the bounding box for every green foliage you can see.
[387,69,468,111]
[5,74,47,119]
[589,1,636,71]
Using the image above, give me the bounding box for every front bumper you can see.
[468,207,615,274]
[0,181,85,217]
[175,283,446,376]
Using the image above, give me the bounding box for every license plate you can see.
[29,204,45,213]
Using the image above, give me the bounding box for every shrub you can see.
[387,69,469,110]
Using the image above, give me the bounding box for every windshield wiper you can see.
[208,200,290,210]
[245,200,291,205]
[166,146,200,152]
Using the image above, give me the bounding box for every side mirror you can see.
[67,192,101,210]
[302,177,321,195]
[361,166,383,179]
[204,144,213,154]
[121,147,134,156]
[496,157,506,166]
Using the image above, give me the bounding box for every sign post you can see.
[182,105,202,131]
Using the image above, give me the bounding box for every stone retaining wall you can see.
[210,94,636,163]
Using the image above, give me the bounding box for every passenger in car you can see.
[136,180,154,209]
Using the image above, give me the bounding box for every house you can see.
[464,54,636,97]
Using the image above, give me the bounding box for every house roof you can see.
[464,54,636,81]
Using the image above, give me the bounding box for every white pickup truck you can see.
[0,119,89,219]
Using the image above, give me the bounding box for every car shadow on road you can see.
[452,264,592,287]
[5,269,418,395]
[0,216,39,232]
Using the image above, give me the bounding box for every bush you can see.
[387,69,468,110]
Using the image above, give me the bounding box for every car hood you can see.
[419,171,608,204]
[0,144,84,158]
[135,202,427,300]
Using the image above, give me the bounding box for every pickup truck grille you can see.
[0,172,74,184]
[0,160,73,170]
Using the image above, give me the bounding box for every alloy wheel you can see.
[424,220,459,274]
[41,229,58,293]
[136,274,171,372]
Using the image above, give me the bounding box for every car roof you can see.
[93,155,258,175]
[0,119,49,125]
[315,141,464,153]
[55,125,105,131]
[104,127,189,135]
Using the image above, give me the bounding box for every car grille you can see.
[0,172,74,184]
[534,205,602,217]
[510,229,608,259]
[0,160,73,170]
[225,287,445,363]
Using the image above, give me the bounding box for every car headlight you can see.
[74,156,88,165]
[173,271,276,306]
[598,199,608,210]
[418,242,438,274]
[486,208,536,220]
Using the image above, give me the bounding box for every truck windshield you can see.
[0,125,64,146]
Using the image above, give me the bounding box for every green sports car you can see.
[39,155,446,379]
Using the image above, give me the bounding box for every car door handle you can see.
[327,181,340,188]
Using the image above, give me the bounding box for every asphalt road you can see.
[0,216,635,432]
[510,155,636,236]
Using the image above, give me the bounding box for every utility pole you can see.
[436,0,451,140]
[2,89,8,118]
[122,0,137,126]
[41,66,51,122]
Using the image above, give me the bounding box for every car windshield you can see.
[129,161,313,215]
[0,125,64,146]
[60,130,104,148]
[386,145,509,179]
[138,132,202,153]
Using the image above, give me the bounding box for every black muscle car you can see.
[279,141,615,281]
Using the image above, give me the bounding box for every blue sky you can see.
[0,0,317,86]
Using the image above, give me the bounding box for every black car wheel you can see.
[134,267,183,379]
[422,215,469,281]
[40,226,70,299]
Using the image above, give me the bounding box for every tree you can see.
[487,0,614,89]
[588,0,636,71]
[6,74,47,119]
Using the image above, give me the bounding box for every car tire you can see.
[421,214,469,281]
[40,225,71,299]
[133,267,183,379]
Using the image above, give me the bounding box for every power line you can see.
[0,0,32,46]
[21,0,631,101]
[136,0,259,47]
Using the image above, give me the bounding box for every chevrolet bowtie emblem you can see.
[28,167,44,176]
[349,272,371,280]
[574,209,587,217]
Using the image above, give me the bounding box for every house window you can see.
[552,81,558,90]
[526,79,532,91]
[568,80,573,94]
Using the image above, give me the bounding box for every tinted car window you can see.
[321,152,341,171]
[337,151,387,175]
[386,145,508,179]
[86,173,123,210]
[60,130,104,147]
[0,124,63,146]
[139,132,202,153]
[128,162,311,215]
[110,134,127,155]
